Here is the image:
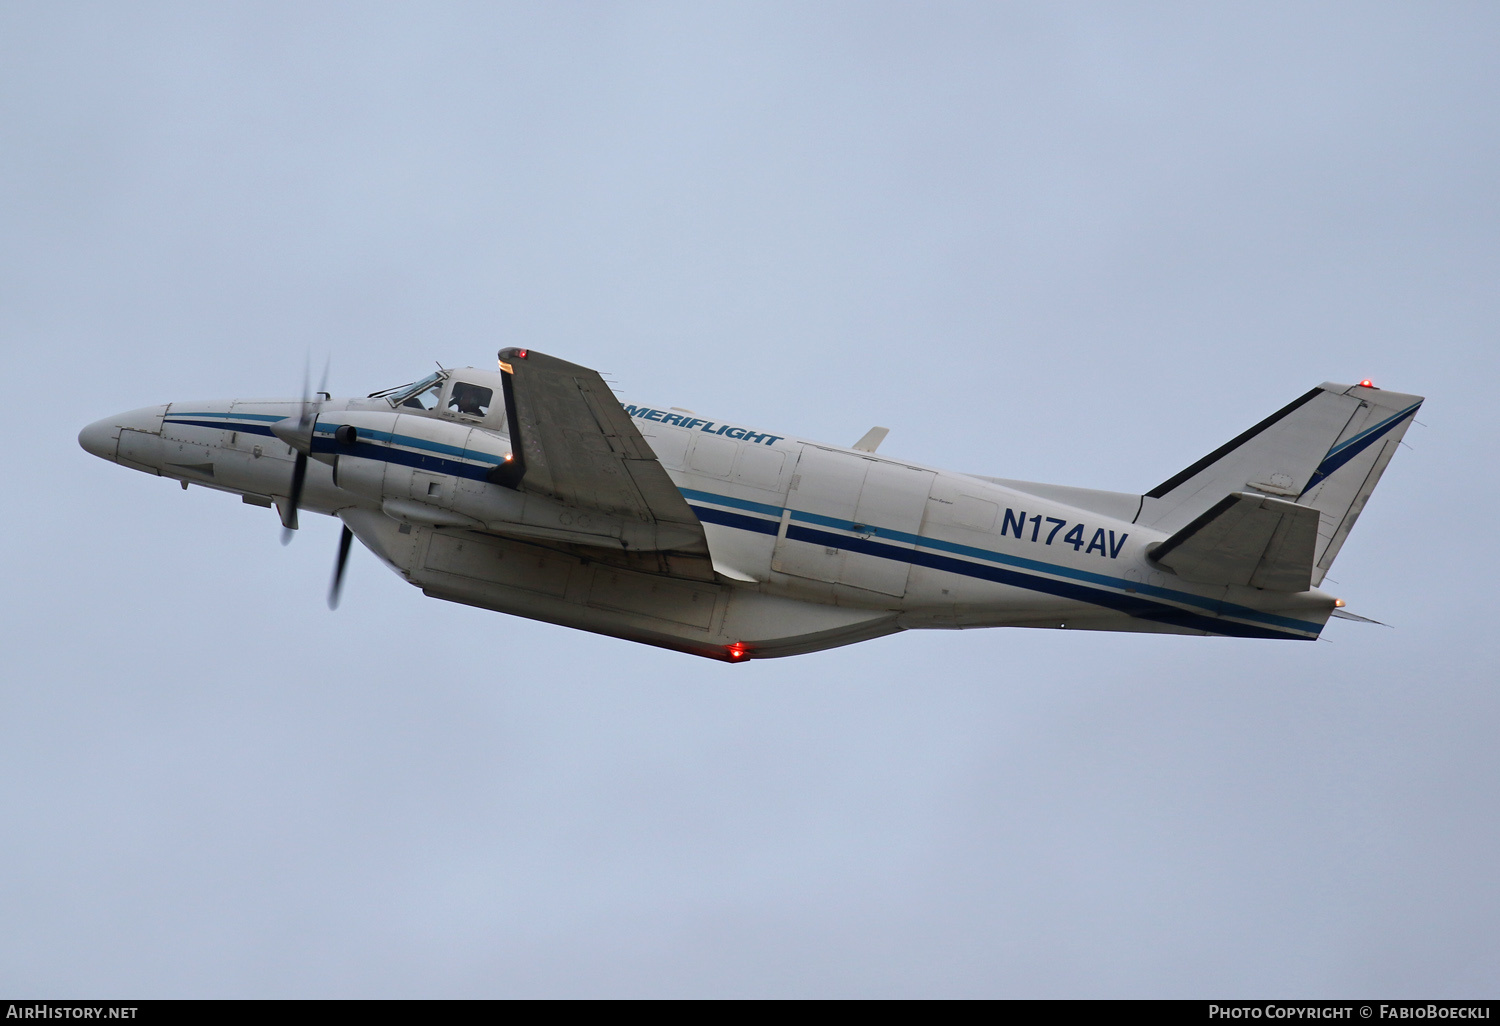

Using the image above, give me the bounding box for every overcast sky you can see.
[2,1,1498,998]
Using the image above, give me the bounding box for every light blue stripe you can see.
[1325,401,1422,457]
[683,486,1321,634]
[166,411,286,423]
[168,413,503,465]
[150,425,1320,635]
[678,488,784,518]
[310,422,501,465]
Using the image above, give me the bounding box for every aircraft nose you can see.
[78,405,167,463]
[78,417,117,460]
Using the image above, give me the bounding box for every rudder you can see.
[1137,382,1422,587]
[1296,384,1423,585]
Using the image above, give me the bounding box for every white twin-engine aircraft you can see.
[80,349,1421,661]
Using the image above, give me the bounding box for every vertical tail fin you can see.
[1295,385,1423,585]
[1138,382,1422,587]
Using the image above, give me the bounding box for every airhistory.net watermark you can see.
[6,1007,137,1020]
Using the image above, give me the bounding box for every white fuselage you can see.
[79,366,1335,660]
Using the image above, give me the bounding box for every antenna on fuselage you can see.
[852,426,889,453]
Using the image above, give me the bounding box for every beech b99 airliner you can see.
[79,349,1421,661]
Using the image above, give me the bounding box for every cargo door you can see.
[772,446,935,598]
[843,460,935,597]
[772,445,865,586]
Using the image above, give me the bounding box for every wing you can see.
[492,347,713,575]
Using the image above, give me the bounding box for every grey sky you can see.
[2,1,1497,997]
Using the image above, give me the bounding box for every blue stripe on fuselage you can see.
[166,411,286,422]
[158,418,1320,639]
[320,437,493,479]
[692,504,782,537]
[785,522,1310,640]
[683,492,1320,636]
[687,492,1320,636]
[164,418,279,436]
[162,416,502,476]
[689,502,1313,640]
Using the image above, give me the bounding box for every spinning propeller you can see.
[268,358,326,541]
[328,523,354,610]
[268,358,356,610]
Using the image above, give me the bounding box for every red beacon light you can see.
[726,643,748,661]
[1359,379,1376,389]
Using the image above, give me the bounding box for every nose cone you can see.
[78,417,118,460]
[78,405,167,465]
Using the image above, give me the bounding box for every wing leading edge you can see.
[491,348,714,575]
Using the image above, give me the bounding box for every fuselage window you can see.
[449,382,494,417]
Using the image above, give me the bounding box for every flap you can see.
[1151,491,1319,592]
[494,348,712,564]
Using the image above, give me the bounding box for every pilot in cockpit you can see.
[449,382,493,417]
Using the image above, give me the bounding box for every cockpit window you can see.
[370,372,446,411]
[448,382,494,417]
[400,381,443,410]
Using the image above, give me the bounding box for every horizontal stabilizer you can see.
[1152,491,1320,591]
[1136,381,1422,586]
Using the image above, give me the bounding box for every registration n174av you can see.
[79,350,1421,661]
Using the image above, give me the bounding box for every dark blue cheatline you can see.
[1300,402,1421,495]
[158,416,1322,640]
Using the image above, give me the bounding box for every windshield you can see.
[369,371,446,410]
